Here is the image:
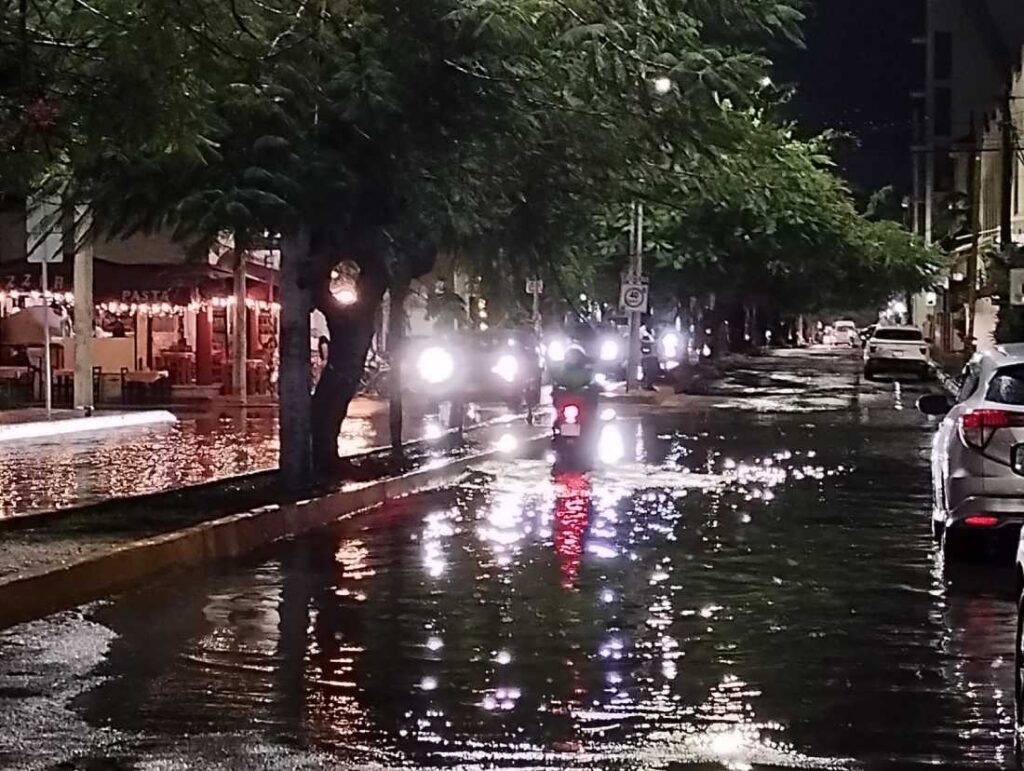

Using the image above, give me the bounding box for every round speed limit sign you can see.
[620,283,649,312]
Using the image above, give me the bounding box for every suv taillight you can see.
[959,409,1024,447]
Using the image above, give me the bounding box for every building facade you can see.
[912,0,1024,351]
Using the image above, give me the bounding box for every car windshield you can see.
[873,329,923,341]
[985,365,1024,405]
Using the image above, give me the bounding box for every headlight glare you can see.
[417,347,455,384]
[493,354,519,383]
[599,339,620,362]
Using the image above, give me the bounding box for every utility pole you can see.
[1001,84,1014,249]
[966,117,981,352]
[626,202,643,393]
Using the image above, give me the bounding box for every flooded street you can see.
[0,352,1018,769]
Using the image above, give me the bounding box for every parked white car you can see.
[833,320,858,347]
[918,345,1024,560]
[864,326,930,380]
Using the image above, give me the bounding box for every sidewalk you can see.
[0,398,515,520]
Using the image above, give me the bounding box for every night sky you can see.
[773,0,924,197]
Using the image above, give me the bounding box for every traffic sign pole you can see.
[626,202,643,392]
[41,259,52,418]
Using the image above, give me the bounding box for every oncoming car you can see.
[546,323,628,382]
[864,326,930,380]
[404,329,543,424]
[918,345,1024,559]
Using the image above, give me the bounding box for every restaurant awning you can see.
[0,258,278,305]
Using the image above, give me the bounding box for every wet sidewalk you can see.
[0,397,515,520]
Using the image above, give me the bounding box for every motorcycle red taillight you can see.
[959,409,1024,448]
[561,404,581,424]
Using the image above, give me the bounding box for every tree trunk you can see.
[726,299,747,352]
[310,264,388,475]
[279,226,313,489]
[388,280,410,459]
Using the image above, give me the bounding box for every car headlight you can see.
[492,353,519,383]
[417,347,455,384]
[547,339,567,362]
[599,339,620,362]
[661,333,681,358]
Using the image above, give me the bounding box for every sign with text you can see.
[619,281,649,312]
[525,278,544,295]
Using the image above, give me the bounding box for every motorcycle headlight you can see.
[661,333,681,358]
[417,347,455,384]
[547,339,567,363]
[599,339,620,362]
[492,353,519,383]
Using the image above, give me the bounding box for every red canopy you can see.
[0,258,277,305]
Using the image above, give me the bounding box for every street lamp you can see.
[333,286,357,305]
[653,77,673,95]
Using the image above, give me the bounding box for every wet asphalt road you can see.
[1,351,1019,770]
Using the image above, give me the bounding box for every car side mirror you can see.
[917,393,951,416]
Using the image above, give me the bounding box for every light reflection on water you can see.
[0,414,383,518]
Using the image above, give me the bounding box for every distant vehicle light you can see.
[418,347,455,384]
[661,333,681,358]
[492,354,519,383]
[600,339,620,362]
[547,339,567,362]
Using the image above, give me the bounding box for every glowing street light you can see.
[653,76,673,95]
[333,286,357,306]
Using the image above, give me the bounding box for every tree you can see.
[630,114,936,348]
[68,0,808,483]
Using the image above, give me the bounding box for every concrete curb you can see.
[0,434,543,631]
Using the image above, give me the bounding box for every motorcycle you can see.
[551,384,601,471]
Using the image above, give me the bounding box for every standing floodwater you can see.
[0,353,1017,770]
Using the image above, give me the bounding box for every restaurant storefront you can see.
[0,258,279,404]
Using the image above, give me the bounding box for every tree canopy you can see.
[1,0,937,478]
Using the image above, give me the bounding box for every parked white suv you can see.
[833,320,858,347]
[919,345,1024,559]
[864,326,930,380]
